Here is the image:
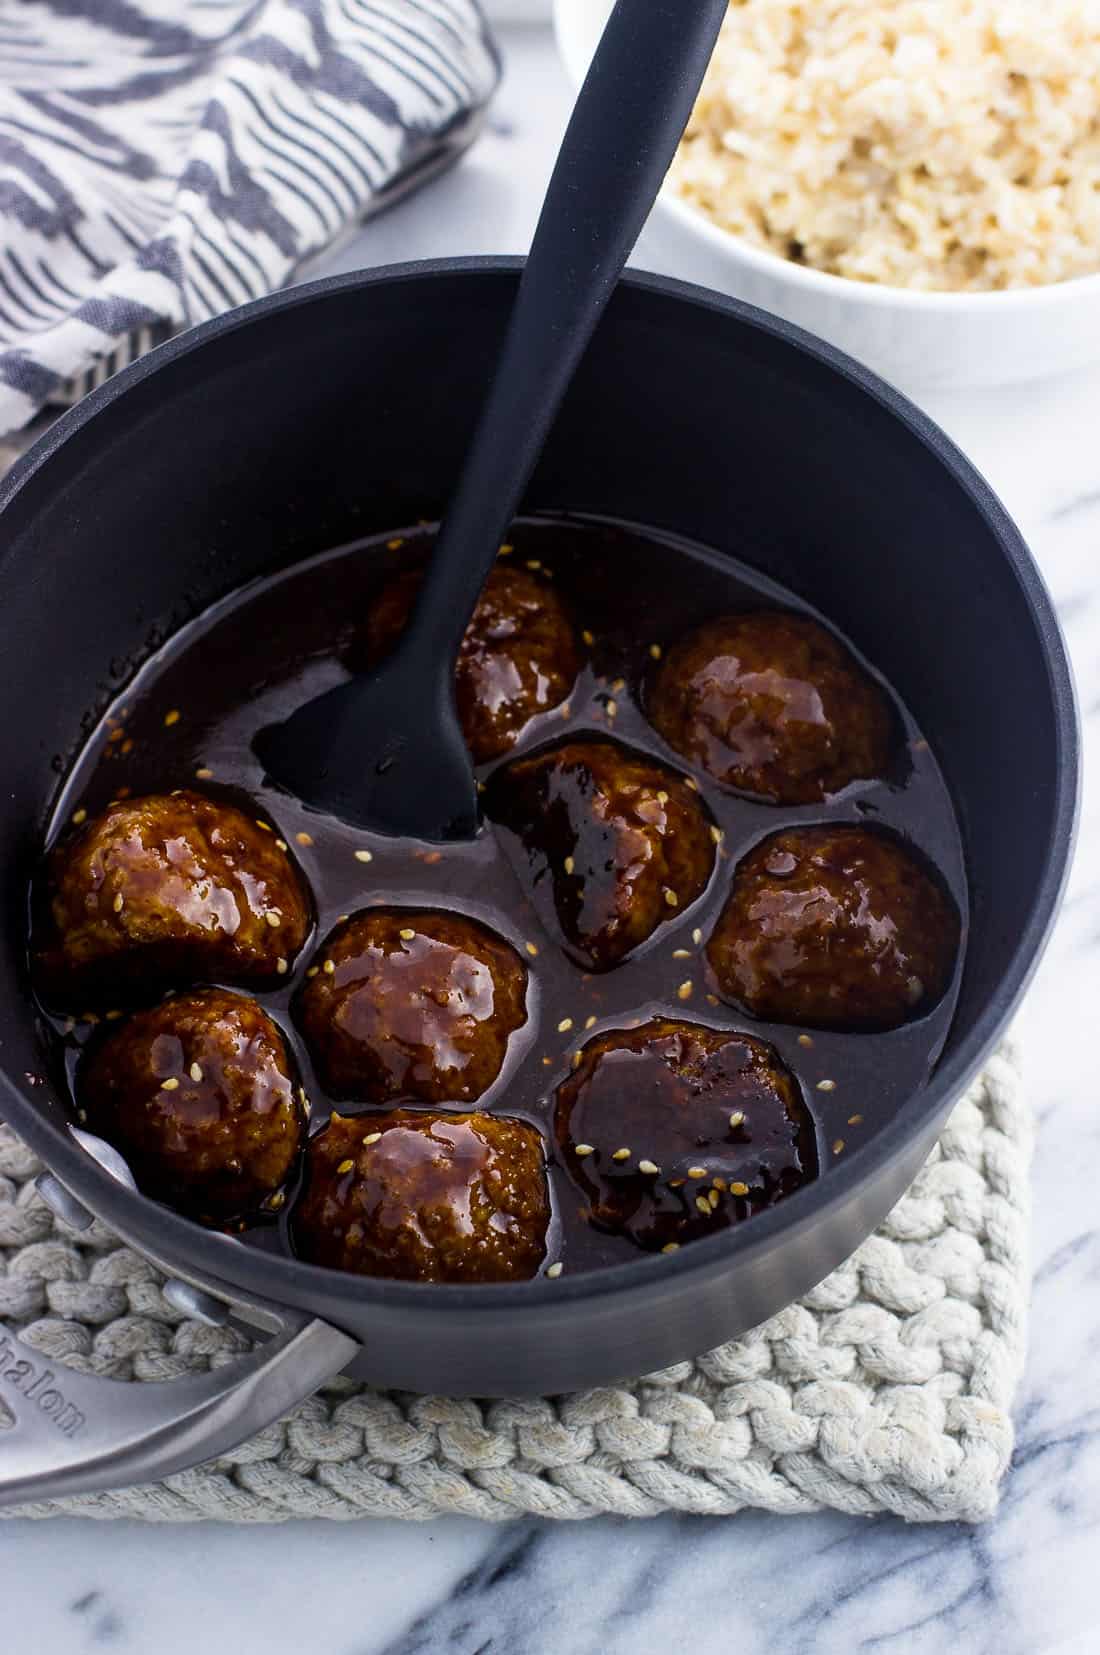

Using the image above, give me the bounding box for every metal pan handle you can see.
[0,1306,358,1509]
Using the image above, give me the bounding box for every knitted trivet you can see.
[0,1046,1027,1523]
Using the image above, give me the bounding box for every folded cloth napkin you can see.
[0,1047,1029,1523]
[0,0,499,434]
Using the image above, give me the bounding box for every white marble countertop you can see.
[6,20,1100,1655]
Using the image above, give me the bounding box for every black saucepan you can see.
[0,262,1077,1503]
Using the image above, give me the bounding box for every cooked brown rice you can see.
[669,0,1100,291]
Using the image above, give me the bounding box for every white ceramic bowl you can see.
[553,0,1100,392]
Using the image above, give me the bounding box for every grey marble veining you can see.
[2,22,1099,1655]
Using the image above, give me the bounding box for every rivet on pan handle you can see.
[0,1305,358,1508]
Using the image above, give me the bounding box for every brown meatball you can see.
[291,1109,550,1282]
[486,739,716,971]
[707,825,960,1030]
[80,989,303,1222]
[35,792,311,1006]
[365,563,579,762]
[295,909,528,1104]
[649,612,893,803]
[554,1019,815,1252]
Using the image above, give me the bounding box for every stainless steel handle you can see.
[0,1307,358,1508]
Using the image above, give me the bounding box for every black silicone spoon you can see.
[257,0,730,839]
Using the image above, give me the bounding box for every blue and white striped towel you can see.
[0,0,500,435]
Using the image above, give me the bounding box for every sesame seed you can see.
[706,994,720,1007]
[399,928,416,941]
[672,948,691,959]
[354,849,373,863]
[712,1177,727,1191]
[276,957,288,975]
[833,1139,846,1155]
[663,887,679,908]
[571,1051,583,1068]
[695,1195,712,1216]
[275,838,288,852]
[541,1056,552,1067]
[581,629,595,646]
[526,558,541,571]
[120,739,133,754]
[728,1111,745,1129]
[692,928,703,946]
[189,1062,203,1083]
[560,703,571,720]
[255,818,271,832]
[298,1087,308,1106]
[649,643,662,660]
[164,709,180,727]
[195,767,213,780]
[684,777,698,791]
[265,911,281,928]
[105,1009,123,1021]
[584,1015,597,1029]
[337,1159,355,1174]
[337,914,349,923]
[611,1147,631,1161]
[161,1078,179,1091]
[323,959,335,974]
[817,1079,837,1093]
[730,1181,750,1197]
[71,807,87,826]
[710,825,724,846]
[112,892,124,913]
[605,698,618,718]
[563,856,575,875]
[387,538,403,551]
[661,1242,679,1254]
[708,1189,720,1210]
[611,678,625,694]
[677,980,694,1001]
[525,941,539,957]
[267,1190,286,1211]
[557,1017,574,1033]
[668,1179,684,1188]
[574,1143,595,1157]
[306,965,319,978]
[546,1262,563,1279]
[363,1132,382,1145]
[638,1160,660,1176]
[798,1034,814,1048]
[687,1166,707,1180]
[296,832,313,847]
[656,790,669,806]
[848,1114,864,1126]
[499,543,514,555]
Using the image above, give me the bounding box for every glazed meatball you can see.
[486,739,716,971]
[365,562,580,761]
[554,1019,815,1252]
[295,909,528,1103]
[649,612,893,803]
[707,825,960,1030]
[34,791,311,1006]
[291,1109,550,1282]
[80,989,303,1222]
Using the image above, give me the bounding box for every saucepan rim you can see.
[0,258,1080,1316]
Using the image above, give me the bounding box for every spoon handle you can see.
[406,0,729,665]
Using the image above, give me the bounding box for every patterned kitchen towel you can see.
[0,1046,1030,1523]
[0,0,499,434]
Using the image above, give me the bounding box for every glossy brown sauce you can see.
[33,516,968,1277]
